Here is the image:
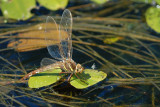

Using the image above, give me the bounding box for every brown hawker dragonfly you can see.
[20,9,84,81]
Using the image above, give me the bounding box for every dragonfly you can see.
[20,9,84,82]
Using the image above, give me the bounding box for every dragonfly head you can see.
[75,64,84,74]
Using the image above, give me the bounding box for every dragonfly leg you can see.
[67,73,73,81]
[59,72,70,80]
[75,73,88,85]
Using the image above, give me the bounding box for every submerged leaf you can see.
[28,69,62,88]
[131,0,153,4]
[0,0,36,20]
[7,23,68,52]
[70,69,107,89]
[145,7,160,33]
[132,0,160,5]
[38,0,68,10]
[103,37,123,44]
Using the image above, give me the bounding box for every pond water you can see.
[0,0,160,106]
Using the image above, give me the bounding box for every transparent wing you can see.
[40,58,57,67]
[59,9,73,59]
[45,16,63,60]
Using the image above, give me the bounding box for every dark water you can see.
[0,0,160,106]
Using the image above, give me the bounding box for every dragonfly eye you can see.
[76,64,84,73]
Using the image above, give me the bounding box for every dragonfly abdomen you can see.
[20,62,62,81]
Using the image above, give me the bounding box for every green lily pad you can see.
[157,0,160,5]
[70,69,107,89]
[37,0,68,10]
[0,0,36,20]
[145,7,160,33]
[28,69,62,88]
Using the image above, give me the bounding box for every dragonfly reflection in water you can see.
[20,9,85,82]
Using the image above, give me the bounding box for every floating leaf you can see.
[145,7,160,33]
[37,0,68,10]
[156,0,160,5]
[28,68,107,89]
[7,23,68,52]
[70,69,107,89]
[103,37,123,44]
[91,0,108,4]
[28,69,62,88]
[0,0,36,20]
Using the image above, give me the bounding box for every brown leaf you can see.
[7,23,68,52]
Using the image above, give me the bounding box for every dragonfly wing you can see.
[45,16,63,60]
[59,9,73,59]
[40,58,56,67]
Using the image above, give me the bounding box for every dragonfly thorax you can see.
[62,59,84,74]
